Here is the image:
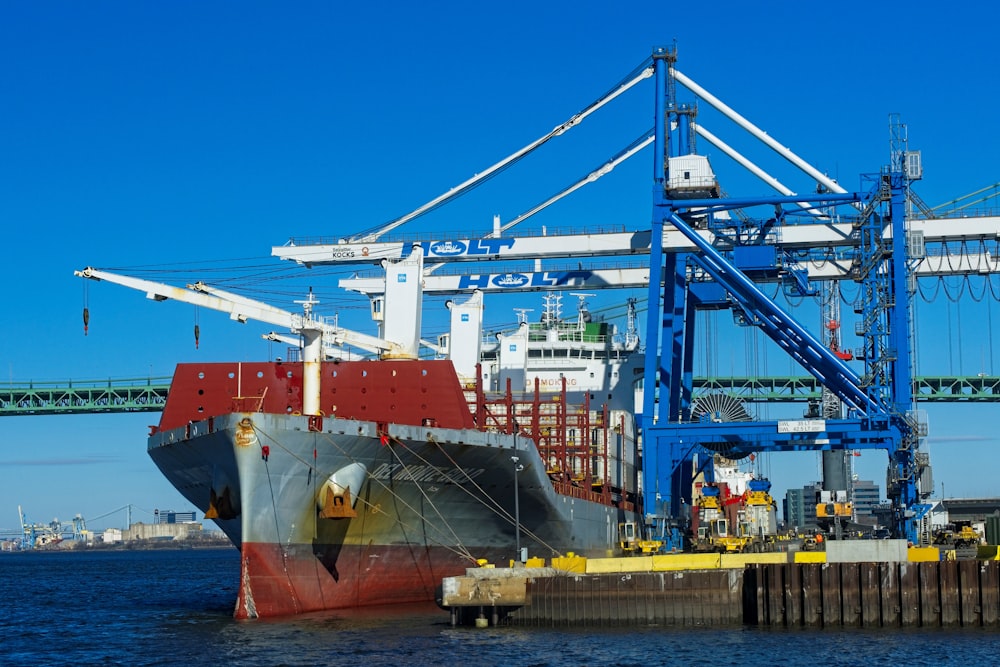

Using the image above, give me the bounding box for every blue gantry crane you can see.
[66,43,951,550]
[640,47,925,547]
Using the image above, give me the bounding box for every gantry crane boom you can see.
[275,214,1000,270]
[331,212,1000,297]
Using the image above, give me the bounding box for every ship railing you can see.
[550,478,631,510]
[469,365,623,506]
[526,332,608,345]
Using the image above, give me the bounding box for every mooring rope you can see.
[251,423,478,563]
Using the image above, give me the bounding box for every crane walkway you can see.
[1,374,999,416]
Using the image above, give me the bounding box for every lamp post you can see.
[512,454,524,561]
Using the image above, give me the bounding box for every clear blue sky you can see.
[1,2,998,532]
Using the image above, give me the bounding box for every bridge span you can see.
[2,374,1000,417]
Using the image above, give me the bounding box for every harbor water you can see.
[1,547,997,666]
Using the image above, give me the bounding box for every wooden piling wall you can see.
[749,560,1000,627]
[478,560,1000,627]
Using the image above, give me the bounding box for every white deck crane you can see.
[76,248,432,416]
[74,266,405,357]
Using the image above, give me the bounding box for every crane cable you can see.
[989,285,996,374]
[392,430,557,554]
[252,423,479,563]
[426,436,563,557]
[347,61,655,243]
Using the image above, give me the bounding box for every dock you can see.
[440,543,1000,628]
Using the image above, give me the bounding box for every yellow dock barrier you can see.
[652,553,721,571]
[907,546,942,562]
[793,551,826,563]
[550,554,586,573]
[585,556,654,573]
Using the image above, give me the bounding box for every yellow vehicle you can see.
[696,517,774,553]
[933,520,982,549]
[618,521,664,554]
[703,518,748,553]
[690,478,778,553]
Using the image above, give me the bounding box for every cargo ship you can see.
[81,252,645,619]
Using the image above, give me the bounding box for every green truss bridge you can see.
[1,374,999,417]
